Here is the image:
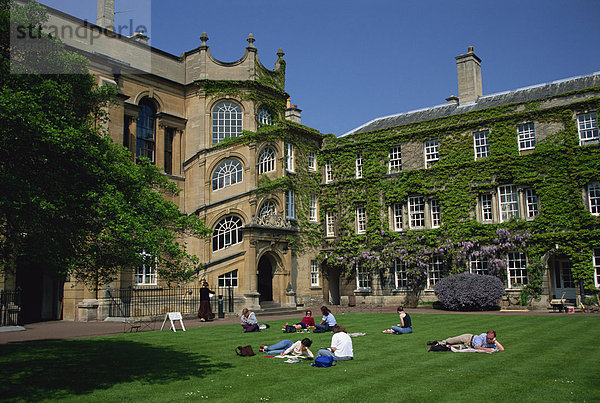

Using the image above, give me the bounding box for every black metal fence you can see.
[1,288,22,326]
[105,286,235,318]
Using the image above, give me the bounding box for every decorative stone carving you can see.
[251,213,293,229]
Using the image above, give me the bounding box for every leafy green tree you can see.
[0,0,210,287]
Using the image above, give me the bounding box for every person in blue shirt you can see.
[427,330,504,352]
[314,306,337,332]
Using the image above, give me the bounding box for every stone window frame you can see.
[212,215,243,252]
[309,195,318,222]
[469,255,489,275]
[325,211,335,237]
[393,259,411,290]
[285,190,295,219]
[212,158,243,191]
[355,263,371,291]
[257,146,276,174]
[577,112,599,145]
[430,198,441,228]
[593,248,600,288]
[212,101,243,144]
[507,252,528,289]
[525,188,539,219]
[135,250,157,286]
[286,142,295,173]
[258,200,277,218]
[517,122,536,153]
[355,153,363,179]
[310,260,320,287]
[473,129,490,160]
[388,145,402,173]
[408,196,425,229]
[587,182,600,216]
[356,205,367,234]
[424,139,439,168]
[218,269,238,288]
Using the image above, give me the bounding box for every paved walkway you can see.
[0,306,592,345]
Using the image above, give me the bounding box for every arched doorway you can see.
[257,255,273,302]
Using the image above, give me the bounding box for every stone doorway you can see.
[257,254,273,303]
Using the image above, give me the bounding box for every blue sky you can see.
[40,0,600,136]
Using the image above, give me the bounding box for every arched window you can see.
[136,100,156,163]
[257,147,275,174]
[212,101,242,144]
[212,215,243,252]
[259,200,276,218]
[257,108,272,126]
[212,159,243,191]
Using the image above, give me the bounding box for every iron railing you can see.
[0,288,22,326]
[105,286,235,318]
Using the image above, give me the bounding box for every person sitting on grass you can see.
[382,306,412,334]
[314,306,336,332]
[259,338,314,359]
[240,308,259,332]
[427,329,504,352]
[317,325,353,361]
[283,310,316,332]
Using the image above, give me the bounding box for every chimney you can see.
[285,103,302,124]
[455,46,482,105]
[97,0,115,29]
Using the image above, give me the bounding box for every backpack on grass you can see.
[312,355,337,367]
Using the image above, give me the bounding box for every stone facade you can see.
[4,2,599,322]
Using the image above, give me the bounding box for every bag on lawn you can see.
[311,355,337,367]
[235,345,255,356]
[259,323,270,330]
[284,325,296,333]
[428,344,451,352]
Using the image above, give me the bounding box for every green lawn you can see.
[1,313,599,402]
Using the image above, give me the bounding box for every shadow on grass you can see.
[0,338,232,400]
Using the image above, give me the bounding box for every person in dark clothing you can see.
[382,306,413,334]
[197,280,215,321]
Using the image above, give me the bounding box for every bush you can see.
[434,273,505,311]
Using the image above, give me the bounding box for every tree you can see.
[0,0,211,287]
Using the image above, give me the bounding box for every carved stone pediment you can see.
[251,213,293,229]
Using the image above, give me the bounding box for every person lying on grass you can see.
[282,309,316,332]
[317,325,354,361]
[259,338,314,359]
[382,306,413,334]
[427,329,505,352]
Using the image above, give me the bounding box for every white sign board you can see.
[161,312,186,332]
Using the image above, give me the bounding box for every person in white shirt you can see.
[259,338,314,359]
[317,325,354,361]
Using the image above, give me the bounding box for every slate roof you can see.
[342,72,600,136]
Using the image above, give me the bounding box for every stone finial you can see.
[246,33,256,48]
[200,32,209,47]
[277,48,285,58]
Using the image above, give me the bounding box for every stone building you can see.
[323,47,600,310]
[2,1,599,322]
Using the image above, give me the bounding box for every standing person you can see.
[314,306,336,332]
[428,330,505,352]
[197,280,215,322]
[284,310,316,331]
[259,338,314,358]
[240,308,259,332]
[382,306,412,334]
[317,325,353,361]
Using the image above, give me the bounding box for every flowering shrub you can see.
[434,273,504,311]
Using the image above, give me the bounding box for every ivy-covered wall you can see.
[318,92,600,300]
